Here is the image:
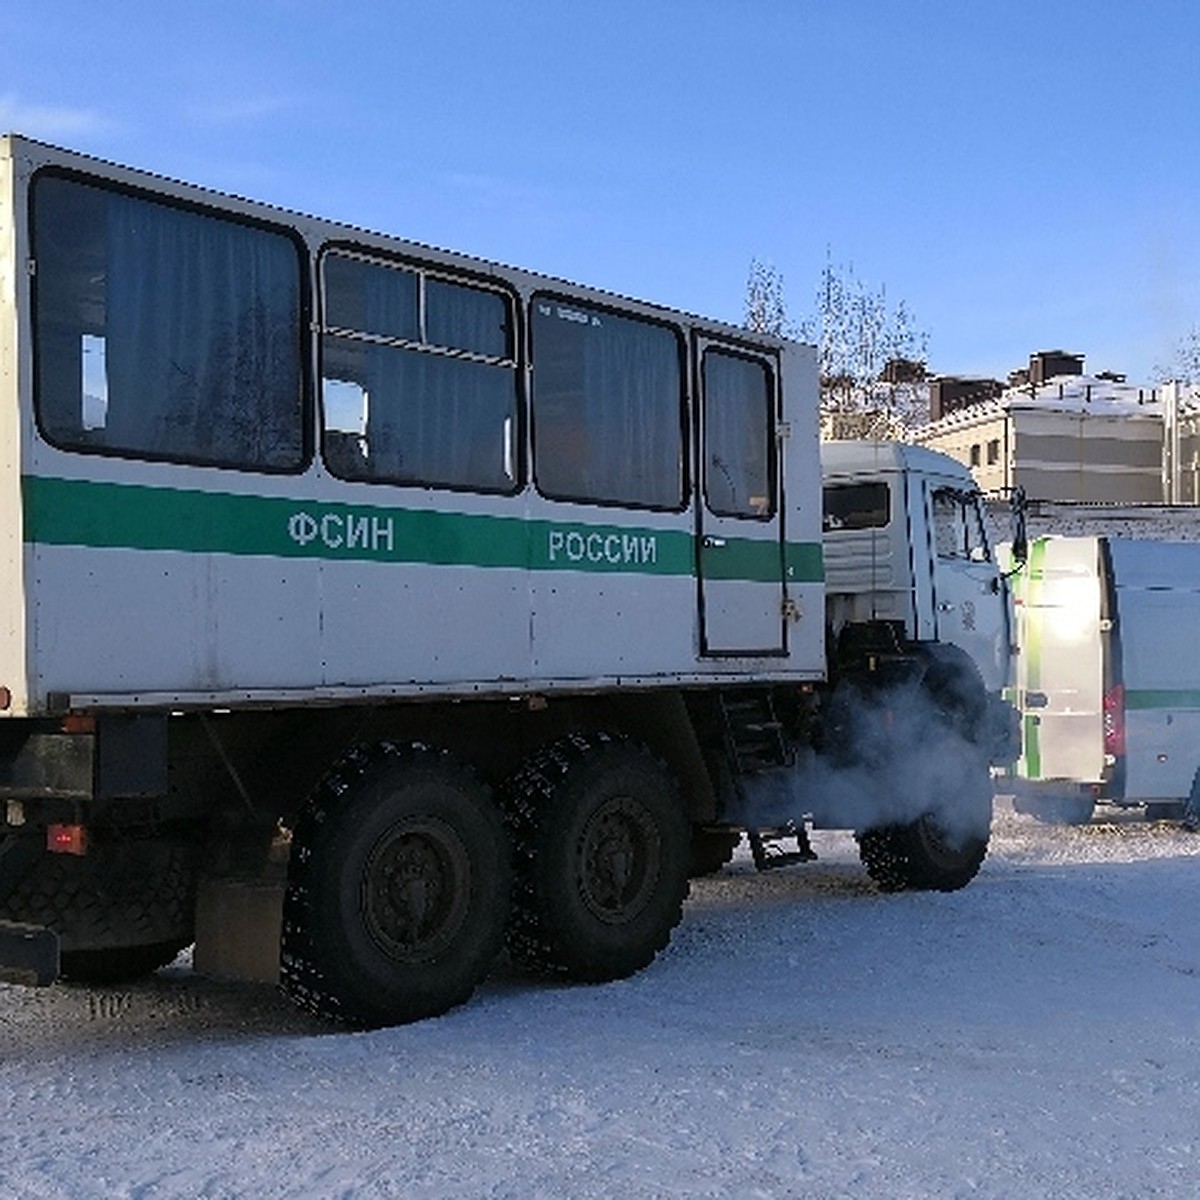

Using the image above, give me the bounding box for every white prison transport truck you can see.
[1005,534,1200,825]
[0,135,1018,1026]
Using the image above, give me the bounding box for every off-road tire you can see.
[0,834,197,982]
[280,742,510,1028]
[854,662,994,893]
[500,731,690,982]
[857,809,989,893]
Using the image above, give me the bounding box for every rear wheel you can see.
[0,834,197,982]
[281,743,509,1028]
[501,732,690,981]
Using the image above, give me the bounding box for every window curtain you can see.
[533,305,682,508]
[364,344,514,490]
[704,352,771,517]
[104,192,302,467]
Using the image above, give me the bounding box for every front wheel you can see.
[281,743,510,1028]
[857,811,989,892]
[858,732,993,892]
[501,732,690,982]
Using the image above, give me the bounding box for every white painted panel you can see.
[30,545,322,697]
[530,572,697,678]
[321,559,530,685]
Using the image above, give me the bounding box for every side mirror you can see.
[1009,486,1028,568]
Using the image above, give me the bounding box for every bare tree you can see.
[1155,326,1200,383]
[743,258,796,338]
[744,253,930,438]
[800,254,929,438]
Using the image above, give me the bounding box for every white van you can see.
[1005,535,1200,823]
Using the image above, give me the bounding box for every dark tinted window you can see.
[320,252,518,493]
[822,482,890,531]
[33,174,305,470]
[531,297,684,509]
[324,255,418,342]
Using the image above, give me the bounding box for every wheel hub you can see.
[576,795,660,924]
[363,818,471,963]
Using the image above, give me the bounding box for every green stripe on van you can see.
[1124,689,1200,711]
[22,475,824,583]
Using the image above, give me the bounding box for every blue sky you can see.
[3,0,1197,384]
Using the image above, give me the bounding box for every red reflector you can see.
[0,686,10,710]
[47,824,88,856]
[1103,684,1126,758]
[61,714,96,734]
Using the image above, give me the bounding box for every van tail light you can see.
[1103,684,1126,758]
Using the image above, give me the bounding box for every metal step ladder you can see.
[718,689,790,774]
[718,690,817,869]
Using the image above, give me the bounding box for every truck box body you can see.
[1009,534,1200,814]
[0,134,826,716]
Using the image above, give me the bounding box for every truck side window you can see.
[703,349,774,519]
[932,488,990,560]
[531,296,685,510]
[823,482,889,531]
[320,252,519,493]
[32,173,306,472]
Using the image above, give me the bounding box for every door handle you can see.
[702,536,727,549]
[937,602,956,612]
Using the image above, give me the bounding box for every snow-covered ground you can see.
[3,800,1199,1199]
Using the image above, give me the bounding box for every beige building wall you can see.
[915,405,1011,494]
[1172,416,1200,504]
[1009,407,1163,502]
[917,395,1181,504]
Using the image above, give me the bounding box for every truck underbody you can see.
[0,627,1003,1022]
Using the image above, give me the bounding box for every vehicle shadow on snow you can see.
[0,961,330,1055]
[0,858,884,1055]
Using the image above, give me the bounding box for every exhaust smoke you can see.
[736,678,994,848]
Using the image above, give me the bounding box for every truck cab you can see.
[821,441,1013,698]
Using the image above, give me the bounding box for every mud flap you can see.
[0,919,59,986]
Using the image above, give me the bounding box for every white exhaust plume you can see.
[737,679,993,846]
